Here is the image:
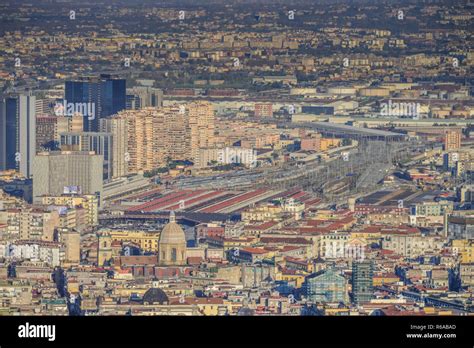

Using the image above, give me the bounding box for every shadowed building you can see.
[352,260,374,305]
[142,287,169,305]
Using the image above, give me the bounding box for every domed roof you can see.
[237,307,255,316]
[159,211,186,245]
[142,287,169,305]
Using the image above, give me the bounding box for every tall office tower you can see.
[32,151,103,205]
[100,118,128,178]
[101,74,127,118]
[126,86,163,109]
[351,260,374,305]
[0,93,36,178]
[444,130,461,151]
[36,115,58,151]
[59,132,113,181]
[65,74,126,132]
[188,101,215,161]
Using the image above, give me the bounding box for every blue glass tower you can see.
[65,75,126,132]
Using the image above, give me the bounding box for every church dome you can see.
[142,287,169,305]
[159,211,186,245]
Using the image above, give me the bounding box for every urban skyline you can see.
[0,0,473,328]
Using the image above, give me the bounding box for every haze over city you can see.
[0,0,473,325]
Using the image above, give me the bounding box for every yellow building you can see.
[241,204,283,222]
[188,101,216,161]
[350,231,382,244]
[59,227,80,266]
[320,138,342,151]
[97,233,113,266]
[105,230,160,253]
[373,273,400,286]
[207,236,256,251]
[452,239,474,263]
[0,207,59,241]
[41,194,99,227]
[276,272,306,288]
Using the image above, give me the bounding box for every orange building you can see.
[301,134,322,151]
[254,103,273,118]
[444,130,461,151]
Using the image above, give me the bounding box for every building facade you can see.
[0,93,36,178]
[352,261,374,305]
[303,268,348,303]
[32,151,103,205]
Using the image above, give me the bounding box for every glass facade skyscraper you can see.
[65,75,126,132]
[0,93,36,178]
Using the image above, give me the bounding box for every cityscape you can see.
[0,0,473,320]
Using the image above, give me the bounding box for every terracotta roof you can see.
[241,247,268,254]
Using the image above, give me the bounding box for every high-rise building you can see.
[100,118,128,178]
[36,116,58,151]
[126,86,163,110]
[0,93,36,178]
[65,74,126,132]
[101,74,127,118]
[164,105,189,161]
[113,108,165,173]
[35,97,58,116]
[188,101,215,160]
[59,132,113,181]
[444,130,461,151]
[108,103,215,173]
[351,260,374,305]
[56,115,83,140]
[32,151,103,205]
[36,115,84,152]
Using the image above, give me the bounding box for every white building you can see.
[381,234,444,258]
[0,240,61,267]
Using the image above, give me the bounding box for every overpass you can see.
[284,121,407,141]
